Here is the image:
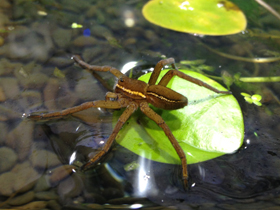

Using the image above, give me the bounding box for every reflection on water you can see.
[0,0,280,209]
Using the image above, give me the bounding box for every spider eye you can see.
[120,78,124,82]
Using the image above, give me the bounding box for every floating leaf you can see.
[251,94,262,101]
[241,92,262,106]
[142,0,247,35]
[253,101,262,106]
[241,92,251,97]
[244,96,253,104]
[71,22,83,28]
[114,70,244,165]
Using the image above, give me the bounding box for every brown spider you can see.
[28,55,231,188]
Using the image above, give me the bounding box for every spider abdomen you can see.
[146,85,188,110]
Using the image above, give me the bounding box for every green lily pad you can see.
[142,0,247,35]
[114,70,244,164]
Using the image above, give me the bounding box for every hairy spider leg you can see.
[28,97,129,120]
[72,55,124,79]
[148,57,178,85]
[139,102,188,187]
[82,102,138,170]
[158,70,232,94]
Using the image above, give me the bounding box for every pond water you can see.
[0,0,280,209]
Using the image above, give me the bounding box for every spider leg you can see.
[158,70,231,94]
[148,58,178,85]
[82,102,138,170]
[139,102,188,188]
[28,95,129,120]
[73,55,124,79]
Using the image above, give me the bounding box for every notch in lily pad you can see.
[142,0,247,35]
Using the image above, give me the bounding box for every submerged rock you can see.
[35,191,59,200]
[9,191,35,206]
[0,77,20,99]
[0,146,18,173]
[52,28,72,49]
[48,165,75,185]
[57,173,84,201]
[13,201,47,210]
[29,149,62,169]
[5,120,34,161]
[0,86,6,101]
[0,172,17,196]
[11,161,40,193]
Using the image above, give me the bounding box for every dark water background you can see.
[0,0,280,209]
